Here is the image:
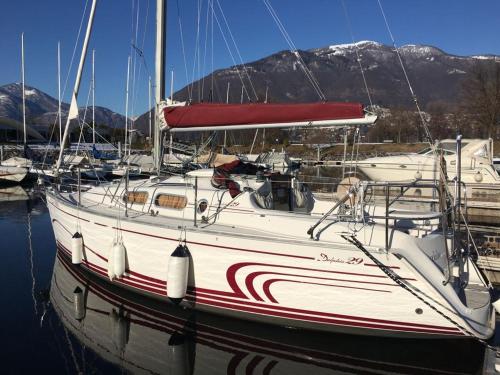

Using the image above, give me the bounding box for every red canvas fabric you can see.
[163,102,364,129]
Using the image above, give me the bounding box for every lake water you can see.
[0,182,498,374]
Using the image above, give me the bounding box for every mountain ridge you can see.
[1,41,499,136]
[0,83,126,130]
[173,40,498,109]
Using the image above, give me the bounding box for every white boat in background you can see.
[107,160,142,178]
[0,157,30,183]
[46,0,495,342]
[241,149,300,172]
[1,34,31,184]
[357,139,499,184]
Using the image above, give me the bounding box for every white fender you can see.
[167,245,190,304]
[71,232,83,264]
[113,241,126,278]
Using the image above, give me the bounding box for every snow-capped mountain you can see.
[174,40,498,108]
[2,41,498,133]
[0,83,125,128]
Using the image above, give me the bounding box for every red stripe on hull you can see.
[245,271,394,302]
[56,244,461,336]
[187,295,461,336]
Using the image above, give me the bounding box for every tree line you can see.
[366,60,500,143]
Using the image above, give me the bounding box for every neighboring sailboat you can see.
[46,0,495,341]
[1,33,30,184]
[356,139,499,184]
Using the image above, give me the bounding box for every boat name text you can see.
[318,253,363,265]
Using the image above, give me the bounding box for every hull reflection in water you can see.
[50,249,485,375]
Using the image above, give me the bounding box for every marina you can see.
[0,183,495,373]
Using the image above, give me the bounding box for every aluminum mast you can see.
[54,0,98,177]
[154,0,166,174]
[21,33,26,145]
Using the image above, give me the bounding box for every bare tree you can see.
[461,60,500,139]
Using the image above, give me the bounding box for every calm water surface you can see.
[0,182,497,374]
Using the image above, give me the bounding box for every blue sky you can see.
[1,0,500,116]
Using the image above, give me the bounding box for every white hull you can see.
[46,185,494,339]
[476,256,500,285]
[357,161,500,184]
[110,165,142,177]
[0,165,28,183]
[357,139,500,185]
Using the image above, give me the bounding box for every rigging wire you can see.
[210,1,215,100]
[262,0,326,101]
[209,0,254,102]
[41,0,90,167]
[376,0,455,238]
[130,0,141,138]
[188,0,203,102]
[340,0,374,108]
[201,0,211,101]
[214,0,259,102]
[176,0,194,102]
[376,0,432,145]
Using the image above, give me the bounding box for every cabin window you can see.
[155,194,187,209]
[123,191,149,204]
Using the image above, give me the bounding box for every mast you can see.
[55,0,98,176]
[224,82,229,148]
[58,42,62,146]
[169,70,173,155]
[92,49,95,145]
[21,32,26,145]
[170,70,174,101]
[154,0,167,174]
[124,55,131,156]
[148,76,152,140]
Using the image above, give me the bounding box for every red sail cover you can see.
[163,102,364,130]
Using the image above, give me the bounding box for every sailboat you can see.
[0,158,29,183]
[1,34,30,184]
[46,0,495,340]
